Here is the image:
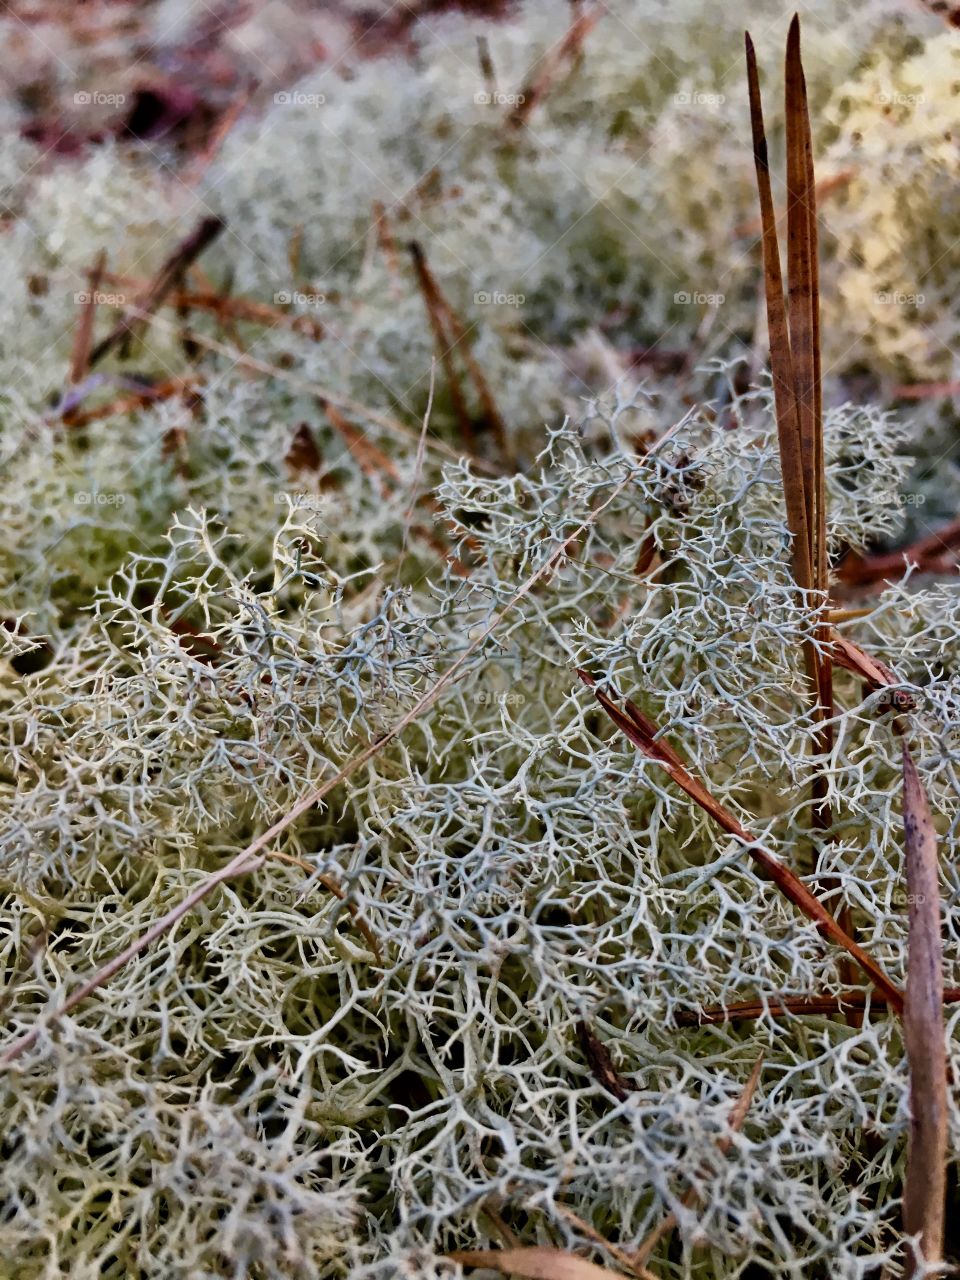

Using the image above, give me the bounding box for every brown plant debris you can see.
[576,1020,638,1101]
[449,1247,628,1279]
[901,745,948,1276]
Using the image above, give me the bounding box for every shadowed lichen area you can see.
[1,3,959,1278]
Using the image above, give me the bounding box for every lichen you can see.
[1,4,959,1277]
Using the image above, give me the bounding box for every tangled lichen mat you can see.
[0,3,958,1278]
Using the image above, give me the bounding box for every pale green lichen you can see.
[1,4,959,1277]
[3,380,959,1277]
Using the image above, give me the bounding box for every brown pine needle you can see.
[552,1204,658,1280]
[675,988,960,1028]
[838,517,960,586]
[830,632,915,710]
[89,216,225,367]
[580,674,904,1011]
[59,377,197,430]
[407,241,511,461]
[784,15,834,772]
[408,240,476,448]
[68,249,107,389]
[733,168,854,238]
[901,745,948,1275]
[183,93,249,187]
[632,1052,764,1266]
[373,200,401,289]
[749,20,850,982]
[477,33,497,100]
[785,15,819,575]
[321,399,400,484]
[825,608,873,623]
[892,379,960,399]
[744,31,812,596]
[102,273,325,334]
[507,5,604,128]
[288,224,304,282]
[482,1199,521,1249]
[430,288,512,464]
[400,360,436,570]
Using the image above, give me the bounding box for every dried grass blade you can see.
[901,745,948,1275]
[581,675,903,1010]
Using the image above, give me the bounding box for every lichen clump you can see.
[0,3,959,1278]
